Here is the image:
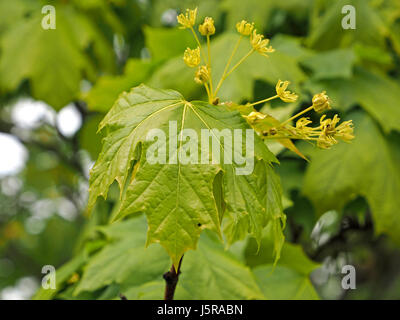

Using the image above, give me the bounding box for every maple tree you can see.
[1,0,400,301]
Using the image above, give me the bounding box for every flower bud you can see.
[312,91,331,112]
[236,20,254,36]
[183,47,200,67]
[194,65,210,84]
[199,17,215,36]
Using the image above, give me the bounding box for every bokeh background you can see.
[1,0,400,300]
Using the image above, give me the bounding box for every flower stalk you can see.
[177,7,354,150]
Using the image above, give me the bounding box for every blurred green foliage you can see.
[1,0,400,300]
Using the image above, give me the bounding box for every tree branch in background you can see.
[0,103,89,179]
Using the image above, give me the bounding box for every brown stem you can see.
[163,256,183,300]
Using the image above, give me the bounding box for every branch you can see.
[163,256,183,300]
[0,114,87,179]
[310,214,373,260]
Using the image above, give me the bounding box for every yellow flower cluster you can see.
[247,91,354,150]
[289,106,354,149]
[176,8,354,151]
[236,20,254,36]
[177,8,197,29]
[295,117,314,137]
[250,30,275,57]
[183,47,200,67]
[244,111,267,122]
[236,20,274,57]
[317,114,354,149]
[199,17,215,36]
[177,9,278,103]
[276,80,298,103]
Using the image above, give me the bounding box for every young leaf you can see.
[88,84,283,267]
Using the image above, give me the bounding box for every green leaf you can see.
[144,26,196,61]
[271,34,313,60]
[84,26,198,112]
[221,0,273,31]
[84,59,157,112]
[221,0,313,32]
[349,68,400,133]
[304,68,400,133]
[88,84,283,267]
[245,228,320,299]
[148,0,223,28]
[212,34,307,102]
[148,57,203,100]
[253,265,319,300]
[0,0,38,35]
[0,5,114,109]
[74,218,264,300]
[174,232,264,299]
[123,281,165,300]
[308,0,388,51]
[149,33,306,103]
[390,21,400,55]
[243,108,308,160]
[74,216,170,295]
[104,32,306,105]
[245,227,320,274]
[275,159,305,196]
[221,164,285,252]
[353,43,394,68]
[33,251,87,300]
[300,49,356,79]
[303,111,400,244]
[303,78,357,112]
[79,114,103,159]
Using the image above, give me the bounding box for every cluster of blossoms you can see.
[283,91,354,149]
[177,8,276,104]
[246,90,354,149]
[177,8,354,150]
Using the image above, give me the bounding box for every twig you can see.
[163,256,183,300]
